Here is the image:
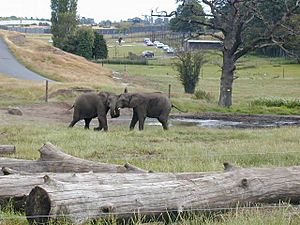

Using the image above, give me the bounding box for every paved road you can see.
[0,38,51,81]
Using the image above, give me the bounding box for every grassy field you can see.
[0,30,300,224]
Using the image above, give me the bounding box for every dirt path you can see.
[0,38,51,81]
[1,102,300,129]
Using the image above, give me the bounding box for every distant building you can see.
[80,17,95,25]
[127,17,142,23]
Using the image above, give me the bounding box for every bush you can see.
[173,50,206,94]
[194,89,214,102]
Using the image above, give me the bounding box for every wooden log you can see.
[25,165,300,225]
[0,145,16,154]
[0,171,209,210]
[0,142,148,173]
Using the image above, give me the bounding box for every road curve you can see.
[0,38,52,81]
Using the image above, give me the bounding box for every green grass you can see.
[104,48,300,114]
[1,122,300,172]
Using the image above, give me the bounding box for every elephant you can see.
[115,92,174,130]
[68,91,120,131]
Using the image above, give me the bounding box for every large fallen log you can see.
[0,171,209,210]
[0,145,16,154]
[0,142,147,173]
[26,164,300,225]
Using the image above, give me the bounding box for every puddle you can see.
[75,114,300,129]
[170,118,298,128]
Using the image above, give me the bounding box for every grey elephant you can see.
[116,92,180,130]
[69,91,120,131]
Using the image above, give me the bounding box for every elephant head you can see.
[99,92,120,118]
[116,93,144,109]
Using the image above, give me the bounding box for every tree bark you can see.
[0,142,148,173]
[0,145,16,154]
[0,171,209,210]
[218,50,235,107]
[26,165,300,225]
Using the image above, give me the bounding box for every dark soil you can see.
[1,102,300,128]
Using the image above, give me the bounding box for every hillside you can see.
[0,30,116,85]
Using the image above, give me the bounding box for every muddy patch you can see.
[170,113,300,128]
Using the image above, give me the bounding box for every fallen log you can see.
[0,170,209,210]
[0,145,16,154]
[0,142,148,173]
[25,164,300,225]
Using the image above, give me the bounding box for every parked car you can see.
[156,43,165,48]
[162,45,170,51]
[146,41,154,46]
[142,50,154,58]
[166,47,175,54]
[144,38,151,43]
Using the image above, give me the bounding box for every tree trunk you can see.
[0,142,148,173]
[0,145,16,154]
[26,164,300,225]
[218,50,235,107]
[0,171,209,210]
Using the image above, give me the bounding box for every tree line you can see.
[50,0,107,60]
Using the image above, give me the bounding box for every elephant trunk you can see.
[110,103,120,118]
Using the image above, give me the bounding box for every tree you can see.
[169,0,205,35]
[74,27,95,59]
[51,0,78,51]
[93,32,108,59]
[173,0,300,107]
[173,50,205,93]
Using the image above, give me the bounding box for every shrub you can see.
[194,89,214,102]
[173,50,206,94]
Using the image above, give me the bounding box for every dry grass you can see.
[0,30,116,85]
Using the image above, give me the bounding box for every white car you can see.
[166,47,175,54]
[156,43,164,48]
[146,41,154,46]
[144,38,150,43]
[162,45,170,51]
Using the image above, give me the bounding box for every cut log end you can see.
[25,187,51,225]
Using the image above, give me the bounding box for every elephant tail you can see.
[68,105,74,110]
[172,104,188,113]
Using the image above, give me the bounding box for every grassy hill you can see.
[0,30,115,84]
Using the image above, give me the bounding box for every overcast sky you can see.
[0,0,178,22]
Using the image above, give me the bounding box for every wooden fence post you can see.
[45,80,48,103]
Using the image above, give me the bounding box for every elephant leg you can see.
[130,111,139,130]
[138,115,146,131]
[68,118,80,128]
[84,118,92,129]
[94,124,103,131]
[97,115,108,132]
[158,117,169,130]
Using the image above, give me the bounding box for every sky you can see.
[0,0,179,22]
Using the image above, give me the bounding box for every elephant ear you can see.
[98,92,109,105]
[129,94,145,108]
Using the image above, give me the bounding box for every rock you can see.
[8,107,23,116]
